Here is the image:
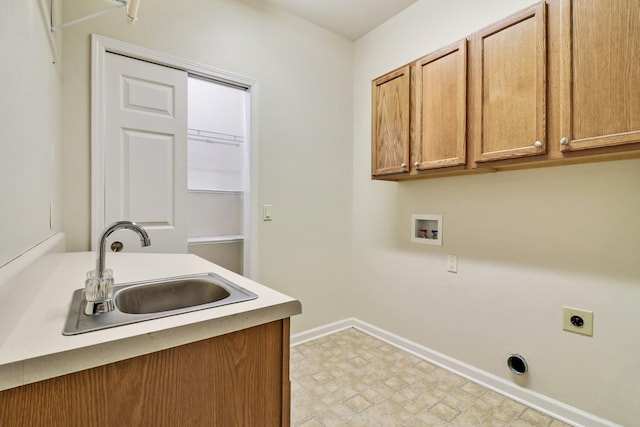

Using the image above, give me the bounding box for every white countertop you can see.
[0,247,301,391]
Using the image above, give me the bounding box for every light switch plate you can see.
[447,255,458,273]
[562,306,593,336]
[263,204,272,221]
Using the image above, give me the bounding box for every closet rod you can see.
[188,136,243,147]
[51,0,127,32]
[188,128,244,144]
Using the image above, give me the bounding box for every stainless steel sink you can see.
[63,273,258,335]
[116,276,233,314]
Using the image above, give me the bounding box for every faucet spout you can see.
[96,221,151,278]
[84,221,151,315]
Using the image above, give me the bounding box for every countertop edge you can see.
[0,299,302,391]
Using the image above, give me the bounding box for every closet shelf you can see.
[188,235,244,245]
[188,188,244,195]
[188,128,244,146]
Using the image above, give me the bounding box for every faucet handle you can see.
[85,298,115,315]
[84,268,115,315]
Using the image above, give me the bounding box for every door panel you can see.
[371,66,411,176]
[415,39,467,170]
[123,77,176,116]
[125,131,174,223]
[473,2,546,162]
[559,0,640,151]
[103,52,187,253]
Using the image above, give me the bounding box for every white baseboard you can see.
[290,317,356,346]
[291,318,619,427]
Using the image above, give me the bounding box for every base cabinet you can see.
[0,319,291,427]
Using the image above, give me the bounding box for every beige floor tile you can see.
[448,406,491,426]
[519,408,556,426]
[345,394,374,413]
[430,402,460,422]
[290,328,572,427]
[441,388,478,411]
[460,380,487,397]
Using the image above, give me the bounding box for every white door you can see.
[101,52,188,253]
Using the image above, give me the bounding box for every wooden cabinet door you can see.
[472,2,547,162]
[414,39,467,170]
[371,65,411,176]
[0,320,290,427]
[559,0,640,152]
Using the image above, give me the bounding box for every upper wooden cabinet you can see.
[558,0,640,152]
[414,39,468,170]
[371,0,640,181]
[371,41,468,178]
[371,65,411,176]
[472,2,547,163]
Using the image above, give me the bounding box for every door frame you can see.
[91,34,258,278]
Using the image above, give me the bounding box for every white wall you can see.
[188,78,245,137]
[0,0,62,268]
[60,0,354,332]
[352,1,640,425]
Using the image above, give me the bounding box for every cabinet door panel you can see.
[415,39,467,170]
[559,0,640,151]
[473,2,547,162]
[372,66,411,176]
[0,321,289,427]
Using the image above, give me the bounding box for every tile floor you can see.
[290,328,572,427]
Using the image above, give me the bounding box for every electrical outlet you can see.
[562,306,593,336]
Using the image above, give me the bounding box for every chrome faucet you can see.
[84,221,151,315]
[96,221,151,278]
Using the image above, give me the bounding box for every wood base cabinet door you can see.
[414,39,468,171]
[371,65,411,177]
[472,2,547,163]
[0,320,291,427]
[559,0,640,152]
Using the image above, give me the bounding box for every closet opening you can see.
[186,76,250,275]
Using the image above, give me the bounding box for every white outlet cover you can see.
[562,306,593,337]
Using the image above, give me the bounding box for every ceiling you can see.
[263,0,417,41]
